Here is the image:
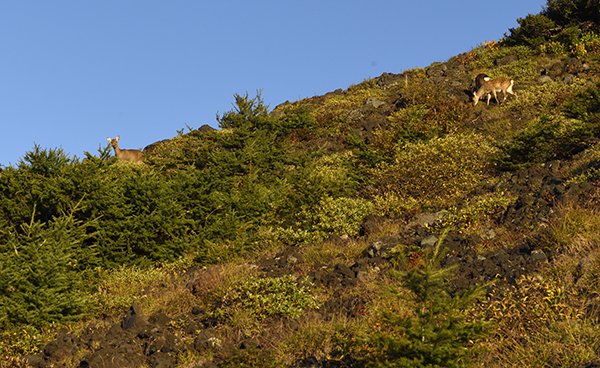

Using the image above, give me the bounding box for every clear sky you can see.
[0,1,547,167]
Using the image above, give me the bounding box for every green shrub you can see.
[372,133,499,208]
[444,192,517,232]
[214,275,320,320]
[498,115,600,170]
[217,93,270,130]
[310,196,374,237]
[366,234,486,367]
[0,211,96,328]
[505,13,558,47]
[563,82,600,120]
[545,0,600,28]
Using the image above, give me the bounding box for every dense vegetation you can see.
[1,0,599,366]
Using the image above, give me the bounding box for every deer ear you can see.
[115,135,120,141]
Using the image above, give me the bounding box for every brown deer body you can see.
[472,77,516,106]
[474,73,491,91]
[107,136,144,163]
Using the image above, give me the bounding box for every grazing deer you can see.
[473,73,492,102]
[472,77,516,106]
[107,136,144,163]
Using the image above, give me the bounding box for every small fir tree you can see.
[370,231,486,368]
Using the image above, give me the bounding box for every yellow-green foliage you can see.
[444,191,517,232]
[476,274,599,368]
[279,196,374,244]
[213,275,320,320]
[94,265,175,314]
[0,325,49,365]
[538,31,600,58]
[311,82,386,126]
[381,104,432,144]
[571,31,600,57]
[568,142,600,184]
[371,192,421,218]
[372,133,499,209]
[508,78,589,116]
[311,151,356,190]
[310,196,374,237]
[498,113,599,169]
[471,45,536,70]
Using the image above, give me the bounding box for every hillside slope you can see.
[2,1,600,367]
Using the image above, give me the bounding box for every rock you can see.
[149,352,177,368]
[334,264,355,279]
[494,54,518,66]
[25,354,45,368]
[563,57,584,74]
[360,215,385,236]
[196,124,216,134]
[80,342,145,368]
[538,75,554,84]
[148,312,170,327]
[420,235,438,248]
[365,241,383,258]
[193,329,222,352]
[563,73,576,84]
[366,97,386,108]
[531,249,548,262]
[426,63,447,78]
[122,304,147,332]
[295,356,320,368]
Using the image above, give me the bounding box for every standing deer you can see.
[107,136,144,163]
[472,77,516,106]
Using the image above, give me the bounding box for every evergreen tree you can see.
[370,232,486,368]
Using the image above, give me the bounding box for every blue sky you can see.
[0,1,547,167]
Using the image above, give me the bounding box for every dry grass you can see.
[300,237,367,272]
[475,203,600,367]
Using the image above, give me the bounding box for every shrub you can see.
[309,196,373,238]
[213,275,320,320]
[498,114,600,170]
[0,211,96,328]
[278,195,373,244]
[217,93,270,130]
[444,192,517,233]
[567,142,600,184]
[311,83,386,126]
[505,14,558,47]
[372,133,499,208]
[545,0,600,28]
[475,274,599,368]
[563,82,600,120]
[365,234,486,367]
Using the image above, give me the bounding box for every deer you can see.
[107,136,144,163]
[474,73,491,91]
[472,76,516,106]
[473,73,492,102]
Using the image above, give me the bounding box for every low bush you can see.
[213,275,320,320]
[498,114,600,170]
[371,133,499,209]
